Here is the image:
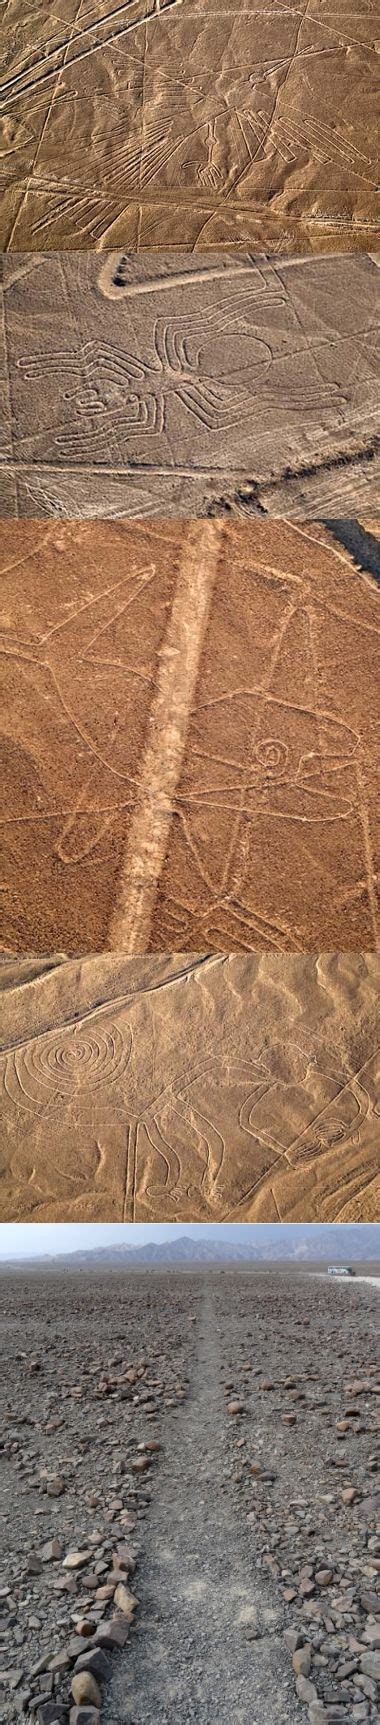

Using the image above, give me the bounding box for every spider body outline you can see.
[18,290,342,459]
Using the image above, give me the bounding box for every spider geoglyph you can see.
[19,285,338,457]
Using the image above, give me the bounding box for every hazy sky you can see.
[1,1224,204,1259]
[0,1222,378,1259]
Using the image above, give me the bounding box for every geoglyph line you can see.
[98,260,260,300]
[0,0,184,107]
[108,521,223,951]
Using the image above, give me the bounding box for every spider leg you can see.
[169,328,201,372]
[83,340,148,387]
[76,392,107,416]
[55,415,117,460]
[170,329,186,370]
[18,349,80,381]
[176,381,221,430]
[153,319,195,385]
[135,396,156,430]
[153,316,201,374]
[155,392,166,434]
[192,380,234,410]
[170,292,281,347]
[152,318,169,370]
[146,392,159,431]
[138,392,165,435]
[199,378,257,422]
[177,378,255,429]
[181,335,201,370]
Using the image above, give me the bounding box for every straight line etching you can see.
[123,1121,138,1220]
[0,957,220,1056]
[98,261,260,299]
[0,0,184,107]
[354,758,379,946]
[108,521,224,951]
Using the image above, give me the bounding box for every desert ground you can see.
[1,254,379,520]
[0,2,378,253]
[1,952,379,1223]
[0,1266,379,1725]
[1,517,379,952]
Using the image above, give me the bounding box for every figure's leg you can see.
[138,1111,183,1203]
[177,377,253,429]
[152,319,169,370]
[138,391,165,434]
[152,319,194,378]
[55,415,116,460]
[18,350,80,381]
[176,381,220,428]
[83,339,147,387]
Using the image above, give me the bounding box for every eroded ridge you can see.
[1,951,379,1222]
[0,1,378,251]
[0,517,379,953]
[0,253,379,519]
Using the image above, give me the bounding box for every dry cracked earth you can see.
[1,951,379,1224]
[1,253,380,520]
[0,1267,379,1725]
[0,0,379,254]
[1,517,379,954]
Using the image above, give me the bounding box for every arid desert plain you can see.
[0,2,378,254]
[1,1263,379,1725]
[1,953,379,1225]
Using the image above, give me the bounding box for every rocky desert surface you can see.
[1,516,379,953]
[1,254,379,520]
[1,952,379,1223]
[0,1266,379,1725]
[0,1,378,253]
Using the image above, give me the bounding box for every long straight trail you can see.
[108,521,223,952]
[105,1283,303,1725]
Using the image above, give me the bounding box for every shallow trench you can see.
[105,1284,304,1725]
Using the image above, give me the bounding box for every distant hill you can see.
[3,1226,379,1269]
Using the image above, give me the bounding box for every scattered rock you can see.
[62,1553,92,1572]
[70,1709,101,1725]
[73,1651,110,1683]
[293,1645,312,1677]
[71,1674,101,1709]
[94,1618,130,1650]
[113,1582,138,1619]
[296,1673,318,1703]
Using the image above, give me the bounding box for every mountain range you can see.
[3,1226,379,1269]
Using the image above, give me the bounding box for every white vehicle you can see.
[328,1265,355,1277]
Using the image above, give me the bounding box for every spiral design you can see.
[254,738,289,775]
[4,1021,130,1112]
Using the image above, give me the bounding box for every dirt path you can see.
[105,1285,303,1725]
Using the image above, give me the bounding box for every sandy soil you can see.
[1,1268,379,1725]
[1,952,379,1222]
[1,254,379,520]
[0,2,378,253]
[1,516,379,953]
